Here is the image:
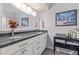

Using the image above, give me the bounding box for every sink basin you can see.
[9,36,21,39]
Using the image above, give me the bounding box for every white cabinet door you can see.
[38,33,47,54]
[42,33,47,51]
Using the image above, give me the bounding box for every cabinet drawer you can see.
[19,38,33,48]
[34,33,47,42]
[33,40,42,47]
[34,35,42,41]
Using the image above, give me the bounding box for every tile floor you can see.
[42,48,68,55]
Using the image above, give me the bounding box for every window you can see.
[0,17,7,30]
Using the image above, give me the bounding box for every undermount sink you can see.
[9,36,21,39]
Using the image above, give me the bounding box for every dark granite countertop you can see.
[0,30,47,48]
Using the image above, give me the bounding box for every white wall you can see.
[39,3,79,49]
[0,3,37,32]
[50,3,79,34]
[39,6,54,48]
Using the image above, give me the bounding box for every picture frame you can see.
[56,9,77,26]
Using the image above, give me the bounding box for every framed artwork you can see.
[21,18,29,26]
[56,9,77,26]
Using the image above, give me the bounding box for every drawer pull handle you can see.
[24,49,27,53]
[19,43,28,47]
[37,42,40,44]
[37,46,40,49]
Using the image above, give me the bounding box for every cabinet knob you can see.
[37,46,40,49]
[21,50,25,54]
[24,49,27,52]
[37,42,40,44]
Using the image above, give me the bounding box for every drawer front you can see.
[0,38,33,55]
[34,34,45,42]
[33,39,42,47]
[13,48,27,55]
[19,38,33,48]
[34,35,42,41]
[34,33,47,43]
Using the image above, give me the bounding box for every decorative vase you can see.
[11,28,14,37]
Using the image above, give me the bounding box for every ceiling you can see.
[46,3,56,9]
[27,3,56,12]
[27,3,46,12]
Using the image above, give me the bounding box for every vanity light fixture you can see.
[28,6,33,12]
[12,3,22,9]
[32,11,36,16]
[21,3,28,12]
[12,3,37,17]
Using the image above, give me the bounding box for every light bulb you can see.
[12,3,22,8]
[32,11,36,16]
[28,7,33,12]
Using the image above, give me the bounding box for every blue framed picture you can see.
[21,18,29,26]
[56,9,77,26]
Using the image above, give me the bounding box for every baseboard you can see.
[46,46,53,50]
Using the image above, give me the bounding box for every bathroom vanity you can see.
[0,30,47,55]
